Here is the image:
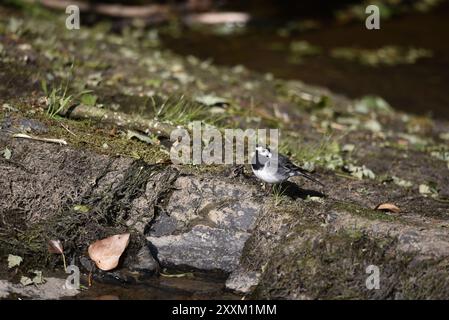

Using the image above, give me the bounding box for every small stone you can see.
[364,119,382,132]
[419,184,431,194]
[128,246,159,274]
[342,144,355,152]
[226,268,260,293]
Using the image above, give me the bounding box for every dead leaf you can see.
[375,203,401,214]
[48,240,64,254]
[88,233,130,271]
[186,12,250,25]
[95,295,120,300]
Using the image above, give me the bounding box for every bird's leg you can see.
[264,182,272,195]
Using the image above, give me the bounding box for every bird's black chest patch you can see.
[251,152,266,171]
[251,161,263,171]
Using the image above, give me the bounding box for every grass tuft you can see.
[150,95,227,128]
[41,79,73,119]
[151,95,209,125]
[272,184,287,206]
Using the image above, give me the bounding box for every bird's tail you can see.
[295,169,325,187]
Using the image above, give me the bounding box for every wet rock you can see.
[439,184,449,199]
[0,137,133,223]
[0,117,48,134]
[151,176,261,235]
[0,278,79,299]
[147,175,264,273]
[125,168,178,234]
[225,267,260,293]
[148,225,251,272]
[127,246,159,274]
[79,256,96,272]
[249,206,449,299]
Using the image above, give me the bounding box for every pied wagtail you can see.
[251,145,324,188]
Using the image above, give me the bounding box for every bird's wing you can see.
[278,154,324,187]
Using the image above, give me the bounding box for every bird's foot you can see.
[263,183,272,195]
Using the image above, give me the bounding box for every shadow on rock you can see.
[280,181,326,200]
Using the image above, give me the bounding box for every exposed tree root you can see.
[62,104,177,138]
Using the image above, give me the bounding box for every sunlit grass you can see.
[41,79,73,119]
[279,132,344,171]
[150,95,225,127]
[272,184,287,206]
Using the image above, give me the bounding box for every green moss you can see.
[0,160,176,270]
[333,201,398,222]
[21,112,168,164]
[251,227,430,299]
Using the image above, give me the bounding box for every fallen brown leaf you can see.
[48,240,64,254]
[48,239,67,271]
[375,203,401,214]
[186,12,250,25]
[88,233,130,271]
[95,295,120,300]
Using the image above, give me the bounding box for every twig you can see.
[433,197,449,204]
[335,172,359,180]
[12,133,68,145]
[160,272,193,278]
[61,253,67,273]
[60,123,77,137]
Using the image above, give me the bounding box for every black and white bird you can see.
[251,146,324,187]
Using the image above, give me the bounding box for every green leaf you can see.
[392,176,413,188]
[73,204,90,213]
[126,130,159,145]
[31,270,45,285]
[345,164,376,179]
[419,184,431,194]
[80,93,98,106]
[3,147,11,160]
[355,96,393,114]
[8,254,23,268]
[364,119,382,132]
[342,144,355,152]
[195,95,229,107]
[439,132,449,141]
[2,103,18,112]
[20,276,33,286]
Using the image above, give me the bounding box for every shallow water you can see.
[162,3,449,119]
[73,275,241,300]
[0,270,241,300]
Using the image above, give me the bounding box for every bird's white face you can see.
[255,146,272,158]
